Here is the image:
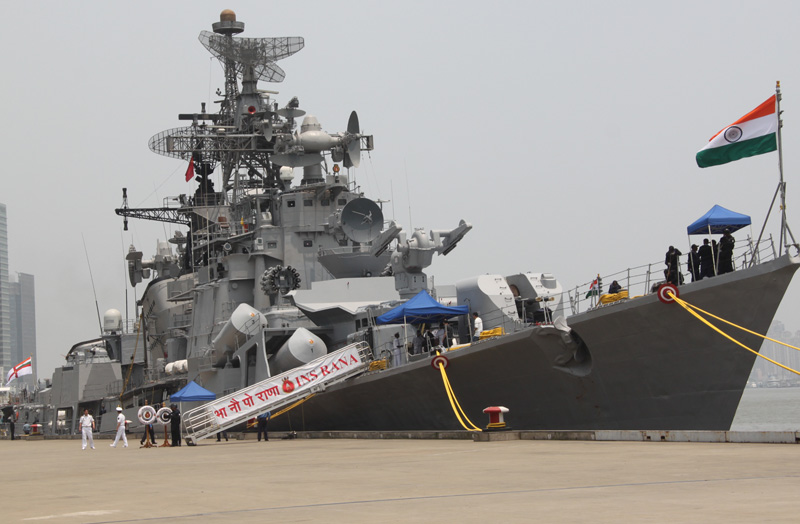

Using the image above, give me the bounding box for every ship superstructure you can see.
[14,10,799,437]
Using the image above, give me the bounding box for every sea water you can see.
[730,386,800,431]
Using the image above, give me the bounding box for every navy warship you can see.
[15,10,799,438]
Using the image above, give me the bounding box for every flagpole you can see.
[776,81,786,249]
[776,81,798,252]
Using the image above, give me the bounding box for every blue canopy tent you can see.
[376,290,468,325]
[687,205,751,235]
[170,381,216,402]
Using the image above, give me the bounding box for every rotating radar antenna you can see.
[199,31,304,84]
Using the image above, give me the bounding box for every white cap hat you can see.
[116,406,123,412]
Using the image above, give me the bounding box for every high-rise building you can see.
[9,273,36,382]
[0,203,10,378]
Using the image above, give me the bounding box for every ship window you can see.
[303,240,313,248]
[321,199,330,206]
[287,200,296,208]
[338,199,347,205]
[267,241,277,249]
[304,199,313,207]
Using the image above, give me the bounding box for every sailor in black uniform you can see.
[664,246,683,285]
[718,228,735,274]
[170,404,181,446]
[698,239,714,279]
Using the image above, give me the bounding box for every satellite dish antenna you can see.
[344,111,361,168]
[199,31,305,83]
[340,198,384,242]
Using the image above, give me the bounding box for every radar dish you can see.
[270,152,323,168]
[344,111,361,168]
[276,107,307,119]
[199,31,304,83]
[340,198,384,243]
[149,126,221,160]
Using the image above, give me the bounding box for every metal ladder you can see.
[182,341,371,444]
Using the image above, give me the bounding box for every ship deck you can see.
[4,435,800,522]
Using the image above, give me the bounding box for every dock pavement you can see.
[3,431,800,523]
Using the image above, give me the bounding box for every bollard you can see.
[483,406,511,431]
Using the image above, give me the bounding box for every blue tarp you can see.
[687,205,751,235]
[170,381,216,402]
[376,290,469,325]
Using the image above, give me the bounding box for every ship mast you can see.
[775,81,798,252]
[752,81,798,261]
[211,10,243,201]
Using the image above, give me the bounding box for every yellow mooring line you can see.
[269,393,316,420]
[668,292,800,376]
[435,355,482,432]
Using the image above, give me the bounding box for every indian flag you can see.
[585,277,602,299]
[696,95,778,168]
[6,357,33,386]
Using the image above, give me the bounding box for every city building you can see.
[0,203,38,391]
[0,203,9,379]
[9,273,36,385]
[749,320,800,387]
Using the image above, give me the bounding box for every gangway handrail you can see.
[182,341,372,443]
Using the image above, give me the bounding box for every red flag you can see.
[185,158,195,182]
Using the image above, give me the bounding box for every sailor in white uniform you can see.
[392,333,404,367]
[472,312,483,341]
[79,409,95,450]
[110,406,128,448]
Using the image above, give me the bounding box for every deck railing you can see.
[562,235,777,316]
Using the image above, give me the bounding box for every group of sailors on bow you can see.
[665,228,736,286]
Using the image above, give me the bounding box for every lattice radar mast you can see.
[144,9,369,203]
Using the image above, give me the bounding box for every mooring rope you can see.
[668,292,800,376]
[434,354,482,432]
[268,393,317,420]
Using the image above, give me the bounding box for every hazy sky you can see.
[4,1,800,378]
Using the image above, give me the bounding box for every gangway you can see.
[182,341,372,444]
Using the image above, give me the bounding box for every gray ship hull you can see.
[268,255,798,432]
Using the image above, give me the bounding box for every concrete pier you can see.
[4,433,800,522]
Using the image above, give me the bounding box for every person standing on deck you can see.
[472,312,483,341]
[7,409,16,441]
[170,405,181,446]
[664,246,683,285]
[718,228,735,274]
[441,320,453,348]
[687,244,701,282]
[257,411,270,442]
[698,239,714,279]
[110,407,127,448]
[139,400,156,445]
[392,333,404,367]
[79,409,95,450]
[412,330,425,355]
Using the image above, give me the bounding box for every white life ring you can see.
[156,407,173,425]
[137,405,157,425]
